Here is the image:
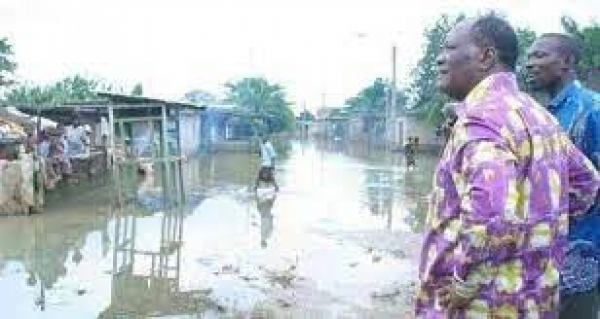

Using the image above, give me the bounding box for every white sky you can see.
[0,0,598,112]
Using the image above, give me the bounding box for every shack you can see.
[95,92,205,209]
[5,92,205,214]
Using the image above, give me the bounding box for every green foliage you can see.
[408,14,464,127]
[515,28,537,90]
[579,25,600,87]
[345,78,407,115]
[345,78,387,114]
[131,83,144,96]
[561,16,600,72]
[298,110,316,121]
[184,89,217,105]
[224,77,294,133]
[344,78,407,135]
[559,16,600,89]
[0,38,17,87]
[5,75,110,105]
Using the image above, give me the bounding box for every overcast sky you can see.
[1,0,598,112]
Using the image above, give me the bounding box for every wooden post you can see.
[109,105,125,209]
[112,208,121,273]
[33,104,44,213]
[160,105,172,208]
[108,106,116,171]
[175,106,185,205]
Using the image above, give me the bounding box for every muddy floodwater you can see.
[0,140,437,318]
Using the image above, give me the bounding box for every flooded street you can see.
[0,140,437,318]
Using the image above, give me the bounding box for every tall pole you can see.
[388,45,397,153]
[303,102,308,139]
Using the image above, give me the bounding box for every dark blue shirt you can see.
[548,80,600,245]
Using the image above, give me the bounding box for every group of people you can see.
[405,136,420,171]
[417,14,600,318]
[29,121,94,189]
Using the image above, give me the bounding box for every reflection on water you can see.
[100,177,214,317]
[0,139,437,317]
[256,189,277,249]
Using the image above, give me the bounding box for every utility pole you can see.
[387,45,397,153]
[303,102,308,139]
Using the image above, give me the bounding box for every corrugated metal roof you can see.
[96,92,205,109]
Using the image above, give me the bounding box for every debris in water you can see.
[215,264,240,276]
[240,275,259,282]
[191,288,213,297]
[263,267,298,288]
[371,288,401,299]
[391,250,407,258]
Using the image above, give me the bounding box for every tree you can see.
[224,77,295,133]
[561,16,600,88]
[345,78,388,113]
[0,38,17,87]
[297,110,316,122]
[344,78,407,135]
[183,89,217,105]
[345,78,407,113]
[5,75,108,105]
[131,83,144,96]
[408,14,464,127]
[515,28,537,91]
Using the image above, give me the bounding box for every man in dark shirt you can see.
[528,32,600,319]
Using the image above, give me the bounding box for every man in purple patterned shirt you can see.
[416,14,600,318]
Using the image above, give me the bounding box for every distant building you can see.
[295,110,317,138]
[390,109,443,151]
[314,106,351,140]
[94,92,205,158]
[347,111,385,146]
[199,104,281,152]
[200,104,242,144]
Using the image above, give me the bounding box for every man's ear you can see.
[480,47,498,72]
[562,53,577,70]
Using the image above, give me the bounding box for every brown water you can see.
[0,139,437,318]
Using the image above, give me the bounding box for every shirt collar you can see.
[548,80,581,110]
[454,72,518,117]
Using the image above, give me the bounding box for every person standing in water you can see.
[255,135,279,191]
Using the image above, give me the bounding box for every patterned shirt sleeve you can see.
[449,113,523,285]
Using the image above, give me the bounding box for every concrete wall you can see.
[347,117,363,141]
[0,155,35,215]
[179,113,201,156]
[210,140,252,152]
